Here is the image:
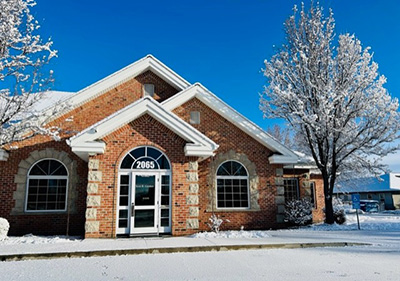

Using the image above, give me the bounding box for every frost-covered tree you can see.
[260,3,400,224]
[0,0,59,148]
[267,124,293,147]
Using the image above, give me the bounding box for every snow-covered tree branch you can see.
[260,3,400,223]
[0,0,60,148]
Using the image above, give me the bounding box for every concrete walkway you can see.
[0,231,371,262]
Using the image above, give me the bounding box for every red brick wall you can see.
[282,168,325,223]
[0,69,324,237]
[54,70,179,134]
[0,141,87,236]
[0,71,179,236]
[85,114,198,238]
[173,98,282,231]
[311,175,325,223]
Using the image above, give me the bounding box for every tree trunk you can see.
[323,173,335,224]
[324,195,334,224]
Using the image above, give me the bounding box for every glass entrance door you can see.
[131,174,156,233]
[129,172,171,235]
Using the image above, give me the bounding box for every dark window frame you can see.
[283,178,299,203]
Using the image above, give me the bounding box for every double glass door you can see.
[126,171,171,235]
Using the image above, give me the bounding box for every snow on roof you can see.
[32,91,75,112]
[334,173,400,193]
[293,151,314,164]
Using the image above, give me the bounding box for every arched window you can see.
[26,159,68,212]
[120,146,170,170]
[216,160,249,208]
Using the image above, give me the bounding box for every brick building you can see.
[0,55,324,238]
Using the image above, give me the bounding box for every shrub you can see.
[0,217,10,241]
[284,198,313,226]
[332,197,346,225]
[207,214,230,233]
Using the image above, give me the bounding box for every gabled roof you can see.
[46,55,191,118]
[68,96,218,161]
[162,83,299,164]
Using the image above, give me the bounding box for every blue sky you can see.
[34,0,400,170]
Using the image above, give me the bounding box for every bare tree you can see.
[260,3,400,223]
[0,0,59,148]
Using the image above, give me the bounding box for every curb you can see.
[0,242,368,262]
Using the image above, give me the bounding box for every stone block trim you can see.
[189,183,199,194]
[186,172,198,182]
[85,208,97,219]
[12,148,79,215]
[87,196,101,207]
[186,195,199,205]
[186,219,199,229]
[88,159,100,170]
[276,185,285,196]
[87,183,99,193]
[85,221,100,233]
[188,161,198,171]
[275,196,285,205]
[88,171,102,182]
[189,207,199,217]
[276,214,285,223]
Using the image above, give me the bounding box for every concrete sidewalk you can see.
[0,231,369,262]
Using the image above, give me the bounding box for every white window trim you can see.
[24,158,69,213]
[119,146,172,171]
[117,146,173,235]
[216,160,250,210]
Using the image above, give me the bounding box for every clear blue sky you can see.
[34,0,400,169]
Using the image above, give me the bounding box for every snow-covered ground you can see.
[0,213,399,280]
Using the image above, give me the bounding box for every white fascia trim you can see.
[162,83,299,160]
[70,141,106,154]
[0,149,9,161]
[184,144,215,157]
[269,155,299,164]
[43,55,191,119]
[69,97,218,157]
[283,164,318,169]
[69,141,106,162]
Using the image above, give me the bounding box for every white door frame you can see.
[129,170,171,235]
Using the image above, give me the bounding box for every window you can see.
[26,159,68,212]
[190,111,200,124]
[283,178,299,202]
[216,161,249,208]
[143,84,155,97]
[120,146,170,170]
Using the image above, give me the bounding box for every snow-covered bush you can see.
[0,217,10,241]
[332,197,346,225]
[207,214,230,233]
[284,198,313,226]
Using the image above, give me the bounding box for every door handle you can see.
[131,203,135,215]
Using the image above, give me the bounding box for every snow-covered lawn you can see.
[302,212,400,231]
[192,230,271,239]
[0,234,80,245]
[0,213,399,280]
